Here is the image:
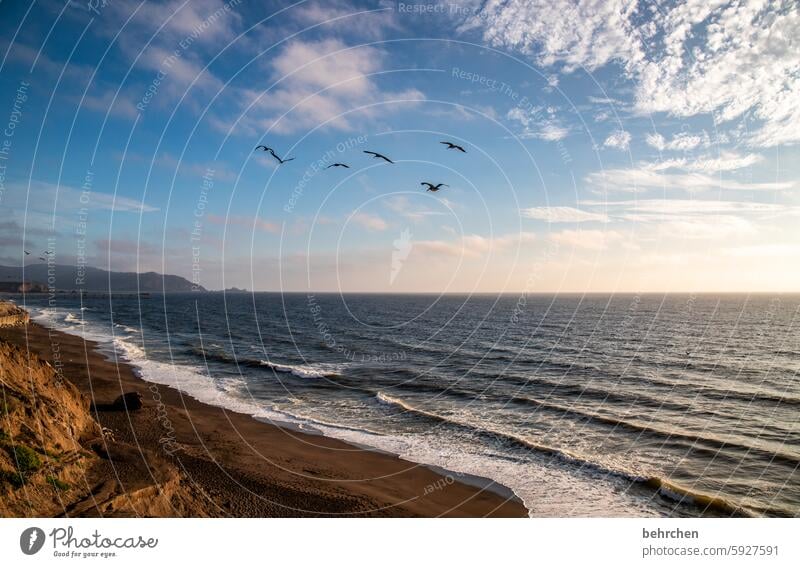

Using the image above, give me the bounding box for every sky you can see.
[0,0,798,293]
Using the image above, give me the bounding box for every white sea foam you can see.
[259,360,344,379]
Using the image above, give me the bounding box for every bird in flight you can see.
[24,250,30,255]
[363,150,394,164]
[326,163,350,169]
[256,145,295,165]
[38,256,46,261]
[440,141,466,153]
[421,182,448,192]
[43,250,53,255]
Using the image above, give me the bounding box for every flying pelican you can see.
[24,250,30,255]
[38,256,47,261]
[440,141,466,153]
[256,145,295,164]
[421,182,448,192]
[326,163,350,169]
[363,150,394,164]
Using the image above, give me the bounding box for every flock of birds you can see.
[26,250,52,262]
[27,141,468,262]
[255,140,467,192]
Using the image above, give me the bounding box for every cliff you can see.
[0,302,29,327]
[0,301,199,516]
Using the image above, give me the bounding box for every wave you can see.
[114,323,140,334]
[64,312,85,325]
[373,392,767,517]
[185,344,346,380]
[259,360,344,379]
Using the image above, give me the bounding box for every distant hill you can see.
[0,264,204,293]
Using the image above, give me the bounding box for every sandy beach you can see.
[0,314,526,517]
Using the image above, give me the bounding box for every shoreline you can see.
[0,317,527,517]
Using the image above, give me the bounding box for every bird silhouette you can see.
[440,141,466,153]
[363,150,394,164]
[38,256,46,261]
[256,145,295,164]
[326,163,350,169]
[24,250,30,255]
[421,182,448,192]
[43,250,53,255]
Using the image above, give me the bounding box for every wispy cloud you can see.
[506,106,569,141]
[230,39,424,135]
[586,165,793,193]
[352,212,389,231]
[463,0,800,147]
[414,232,536,258]
[2,180,157,213]
[521,206,609,223]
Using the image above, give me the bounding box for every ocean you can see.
[20,292,800,517]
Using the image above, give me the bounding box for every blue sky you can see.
[0,0,798,292]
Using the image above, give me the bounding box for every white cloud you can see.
[580,198,788,217]
[462,0,642,72]
[575,198,795,240]
[236,39,423,134]
[352,212,389,231]
[415,232,536,258]
[649,151,763,173]
[464,0,800,147]
[603,129,631,151]
[384,196,449,222]
[506,107,569,141]
[3,180,157,213]
[521,206,609,223]
[586,165,793,193]
[646,131,711,151]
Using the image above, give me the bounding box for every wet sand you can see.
[0,320,527,517]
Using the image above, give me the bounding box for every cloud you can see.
[461,0,642,72]
[384,195,450,222]
[352,212,388,231]
[290,1,398,39]
[155,153,238,182]
[648,151,763,173]
[580,198,789,217]
[575,197,795,240]
[603,129,631,151]
[586,165,793,193]
[506,107,569,141]
[108,0,242,48]
[80,88,140,120]
[414,232,536,258]
[645,131,711,151]
[521,206,609,223]
[464,1,800,147]
[2,180,157,213]
[234,39,424,134]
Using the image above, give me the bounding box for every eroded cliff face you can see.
[0,336,102,516]
[0,302,199,517]
[0,302,29,328]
